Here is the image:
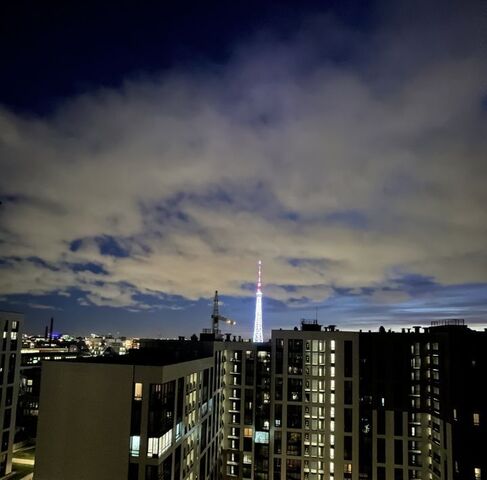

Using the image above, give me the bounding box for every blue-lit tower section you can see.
[253,260,264,342]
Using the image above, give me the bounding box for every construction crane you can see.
[211,290,236,335]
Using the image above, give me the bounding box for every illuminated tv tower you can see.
[253,260,264,342]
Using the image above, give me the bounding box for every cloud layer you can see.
[1,3,486,328]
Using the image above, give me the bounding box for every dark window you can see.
[130,397,142,435]
[244,436,252,451]
[202,368,209,403]
[274,430,282,454]
[199,454,206,480]
[394,411,403,436]
[344,381,353,405]
[7,354,16,384]
[275,377,283,401]
[244,389,253,425]
[2,409,10,430]
[377,410,385,435]
[245,354,255,386]
[174,445,181,480]
[176,377,184,424]
[201,419,208,451]
[344,435,352,460]
[128,463,138,480]
[5,387,12,407]
[145,465,159,480]
[377,466,386,480]
[286,432,301,456]
[344,340,353,377]
[1,432,8,452]
[344,408,353,432]
[394,439,403,465]
[0,356,4,384]
[275,339,284,375]
[287,405,302,429]
[394,468,403,480]
[254,444,269,476]
[0,455,6,476]
[377,438,386,463]
[286,459,301,480]
[273,457,281,480]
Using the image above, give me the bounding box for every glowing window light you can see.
[130,436,140,457]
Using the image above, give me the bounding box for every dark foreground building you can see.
[35,319,486,480]
[0,311,22,479]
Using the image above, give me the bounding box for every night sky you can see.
[1,0,486,338]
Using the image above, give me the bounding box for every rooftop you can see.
[74,339,215,366]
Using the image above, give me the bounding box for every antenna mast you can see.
[211,290,220,334]
[253,260,264,342]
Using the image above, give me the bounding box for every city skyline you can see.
[1,0,486,337]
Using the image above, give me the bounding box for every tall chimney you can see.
[44,325,49,340]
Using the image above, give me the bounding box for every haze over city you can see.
[1,0,486,338]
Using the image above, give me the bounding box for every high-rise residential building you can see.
[0,311,22,479]
[35,319,486,480]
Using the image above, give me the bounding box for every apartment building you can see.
[35,320,486,480]
[35,341,225,480]
[221,340,272,480]
[220,320,486,480]
[265,323,359,480]
[0,311,22,479]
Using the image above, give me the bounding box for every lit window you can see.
[474,413,480,426]
[330,462,334,473]
[475,467,481,480]
[130,436,140,456]
[254,431,269,444]
[244,427,253,437]
[134,383,142,400]
[330,340,335,351]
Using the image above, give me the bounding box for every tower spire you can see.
[253,260,264,342]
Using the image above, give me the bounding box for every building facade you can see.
[35,320,486,480]
[0,311,22,479]
[35,342,225,480]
